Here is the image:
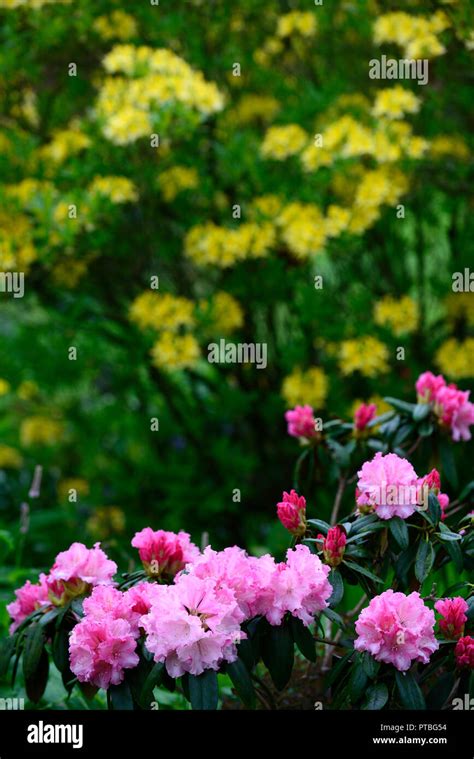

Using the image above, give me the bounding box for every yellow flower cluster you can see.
[0,0,70,8]
[429,135,470,160]
[338,336,390,377]
[93,11,138,41]
[348,167,408,234]
[261,124,309,160]
[58,478,90,501]
[0,379,11,395]
[276,12,317,38]
[373,11,450,59]
[230,94,280,124]
[372,86,420,121]
[150,333,200,372]
[158,166,199,202]
[202,292,244,334]
[0,212,36,271]
[184,222,275,268]
[281,367,328,409]
[39,127,91,165]
[444,293,474,326]
[96,46,224,145]
[0,445,23,469]
[373,295,419,336]
[51,258,90,288]
[325,205,351,238]
[20,417,64,447]
[17,380,39,400]
[129,292,195,332]
[88,176,138,204]
[277,202,327,260]
[250,195,284,220]
[435,338,474,379]
[87,506,126,539]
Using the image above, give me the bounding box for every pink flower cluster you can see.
[356,453,449,521]
[454,636,474,669]
[285,405,317,440]
[435,597,468,639]
[354,590,439,671]
[416,372,474,442]
[131,528,200,579]
[354,402,377,431]
[7,542,117,632]
[277,490,307,536]
[319,526,346,567]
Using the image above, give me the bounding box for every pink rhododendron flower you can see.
[141,575,246,678]
[435,597,468,639]
[354,403,377,431]
[356,452,420,520]
[276,490,307,536]
[319,526,346,567]
[422,468,441,493]
[354,590,438,671]
[416,371,446,403]
[454,636,474,669]
[69,616,139,689]
[262,545,332,627]
[438,492,449,520]
[7,574,50,633]
[48,542,117,604]
[285,405,317,439]
[131,528,200,579]
[450,394,474,442]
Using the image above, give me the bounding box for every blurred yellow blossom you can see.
[130,292,195,332]
[40,128,91,164]
[151,333,200,371]
[0,445,23,468]
[277,12,317,38]
[277,203,327,259]
[93,11,138,41]
[338,336,390,377]
[373,11,449,59]
[158,166,199,201]
[58,478,90,501]
[88,176,138,203]
[435,338,474,380]
[185,222,275,267]
[372,86,420,121]
[444,293,474,326]
[261,124,308,160]
[0,379,11,395]
[231,94,280,124]
[282,367,328,408]
[20,417,64,446]
[202,292,244,334]
[17,380,39,400]
[87,506,126,539]
[374,295,419,336]
[429,135,469,160]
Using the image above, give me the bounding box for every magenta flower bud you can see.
[454,636,474,669]
[435,597,468,639]
[353,403,377,432]
[320,525,346,567]
[277,490,307,537]
[422,468,441,495]
[285,406,317,440]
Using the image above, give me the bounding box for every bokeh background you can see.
[0,0,473,635]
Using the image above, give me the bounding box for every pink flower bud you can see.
[435,597,468,639]
[277,490,307,537]
[320,525,346,567]
[415,371,446,403]
[422,468,441,494]
[285,406,317,440]
[131,528,200,579]
[454,636,474,669]
[354,403,377,431]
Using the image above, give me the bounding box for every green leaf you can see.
[343,560,384,584]
[328,569,344,607]
[109,681,134,710]
[426,672,455,710]
[324,649,354,690]
[290,617,316,662]
[395,671,426,710]
[261,622,294,691]
[443,539,464,572]
[140,662,164,706]
[321,607,345,628]
[25,648,49,703]
[362,682,389,710]
[0,636,14,677]
[388,517,409,550]
[52,627,71,674]
[306,519,331,534]
[188,669,218,710]
[384,397,416,415]
[436,523,462,541]
[413,403,431,422]
[23,623,46,682]
[350,514,379,534]
[427,493,441,527]
[227,658,256,709]
[360,651,380,679]
[415,540,434,584]
[0,530,14,562]
[348,662,368,704]
[440,439,458,490]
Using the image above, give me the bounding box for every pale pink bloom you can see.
[7,574,50,633]
[416,371,446,403]
[354,403,377,431]
[451,395,474,442]
[438,492,449,520]
[454,636,474,669]
[263,545,332,627]
[131,528,200,579]
[285,405,317,439]
[82,585,132,621]
[354,590,438,671]
[356,452,419,520]
[141,575,245,678]
[435,597,468,639]
[50,542,117,585]
[276,490,307,536]
[69,616,139,689]
[319,526,346,567]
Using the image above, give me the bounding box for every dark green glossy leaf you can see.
[188,669,218,710]
[388,517,409,550]
[290,617,316,662]
[415,540,434,584]
[261,622,294,691]
[395,671,426,710]
[362,682,389,710]
[227,657,256,709]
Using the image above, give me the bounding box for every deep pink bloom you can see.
[276,490,307,536]
[416,371,446,403]
[438,492,449,520]
[69,616,139,689]
[454,636,474,669]
[285,405,317,439]
[434,385,474,441]
[354,590,438,671]
[46,542,117,605]
[7,574,50,633]
[435,597,468,639]
[356,452,420,520]
[131,528,200,579]
[354,403,377,431]
[422,468,441,493]
[320,526,346,567]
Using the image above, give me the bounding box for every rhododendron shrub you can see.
[1,371,473,710]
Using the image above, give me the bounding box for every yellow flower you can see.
[93,11,138,41]
[184,222,275,268]
[250,195,283,220]
[261,124,308,160]
[338,337,390,377]
[150,333,200,371]
[372,86,420,121]
[87,506,126,539]
[373,12,448,59]
[202,292,244,334]
[17,380,39,400]
[0,379,11,395]
[51,258,89,288]
[40,128,91,164]
[325,205,350,238]
[277,11,317,38]
[429,135,469,160]
[444,293,474,326]
[58,478,90,501]
[282,367,328,408]
[0,445,23,469]
[277,203,327,259]
[231,94,280,124]
[20,417,64,446]
[129,292,195,332]
[435,338,474,380]
[88,176,138,203]
[373,295,419,336]
[158,166,199,202]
